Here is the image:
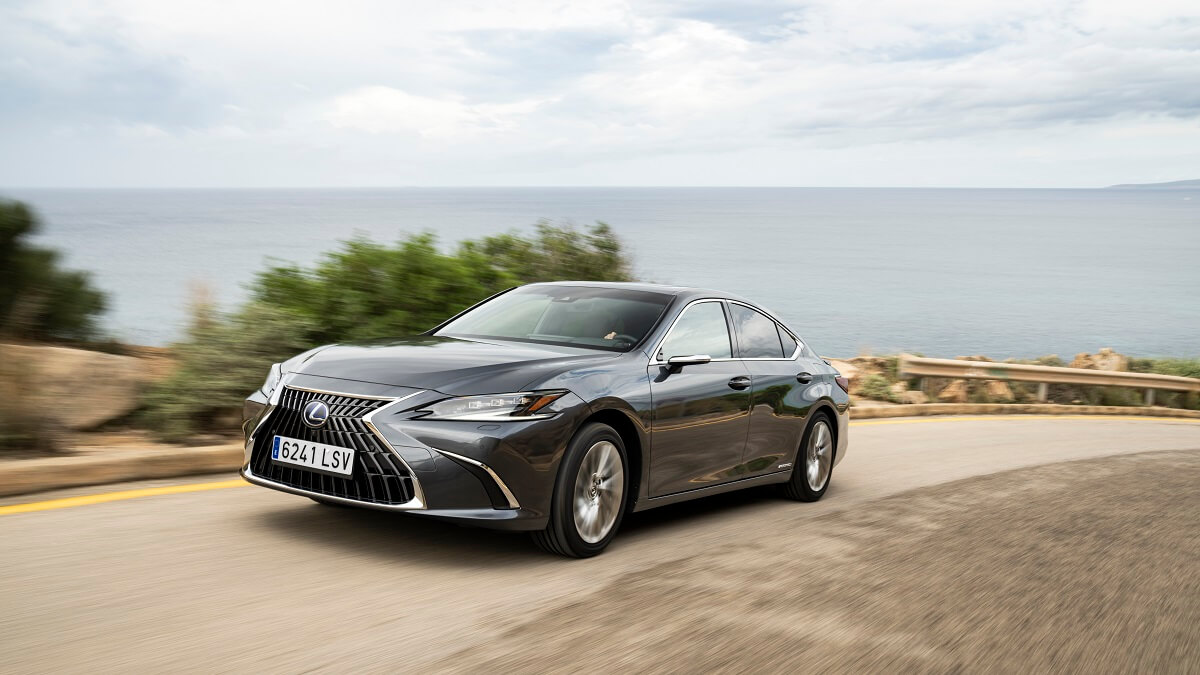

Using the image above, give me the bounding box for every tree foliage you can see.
[252,221,632,344]
[0,201,107,342]
[142,221,636,439]
[141,301,315,442]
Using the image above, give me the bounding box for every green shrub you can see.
[858,374,895,402]
[141,302,315,442]
[0,352,62,454]
[141,222,636,440]
[253,222,631,345]
[1145,358,1200,380]
[1033,355,1065,368]
[1,201,107,342]
[1096,387,1143,407]
[879,355,900,380]
[461,220,633,284]
[1127,358,1155,374]
[1182,393,1200,411]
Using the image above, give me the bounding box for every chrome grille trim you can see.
[244,385,426,509]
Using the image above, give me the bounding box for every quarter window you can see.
[730,304,785,358]
[659,302,732,360]
[778,327,798,356]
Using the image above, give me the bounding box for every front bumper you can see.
[242,374,581,530]
[239,467,546,529]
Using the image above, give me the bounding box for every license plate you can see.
[271,435,355,476]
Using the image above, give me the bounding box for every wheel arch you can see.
[807,399,841,463]
[579,407,645,509]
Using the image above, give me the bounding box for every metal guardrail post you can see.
[1037,382,1048,403]
[1145,389,1155,406]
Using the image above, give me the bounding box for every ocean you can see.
[4,187,1197,358]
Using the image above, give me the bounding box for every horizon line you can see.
[3,183,1183,191]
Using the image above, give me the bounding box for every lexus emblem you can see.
[302,400,330,428]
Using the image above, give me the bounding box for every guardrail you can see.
[897,354,1200,405]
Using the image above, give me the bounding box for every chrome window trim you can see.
[433,449,522,509]
[647,298,734,366]
[243,383,428,510]
[648,298,802,366]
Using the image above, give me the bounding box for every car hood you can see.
[289,336,618,394]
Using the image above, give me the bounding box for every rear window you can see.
[730,304,786,358]
[778,327,798,356]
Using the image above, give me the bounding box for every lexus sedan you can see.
[242,282,849,557]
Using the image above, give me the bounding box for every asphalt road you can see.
[2,416,1197,673]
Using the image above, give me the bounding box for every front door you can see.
[648,300,752,496]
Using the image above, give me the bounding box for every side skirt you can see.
[632,470,791,513]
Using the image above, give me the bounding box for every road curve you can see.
[2,416,1197,673]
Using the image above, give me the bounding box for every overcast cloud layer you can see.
[2,0,1198,187]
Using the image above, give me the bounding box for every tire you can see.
[532,422,629,558]
[782,413,835,502]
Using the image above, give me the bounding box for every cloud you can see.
[322,86,550,139]
[1,0,1198,187]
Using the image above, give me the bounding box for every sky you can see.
[2,0,1198,188]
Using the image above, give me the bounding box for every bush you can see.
[141,222,636,440]
[461,220,633,285]
[1145,358,1200,380]
[253,221,631,345]
[858,374,896,402]
[0,352,63,454]
[1,201,107,342]
[141,302,315,442]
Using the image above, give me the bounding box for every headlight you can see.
[261,362,283,395]
[415,391,570,421]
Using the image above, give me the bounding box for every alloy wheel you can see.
[572,440,625,544]
[806,420,832,492]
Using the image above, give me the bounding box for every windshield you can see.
[435,286,673,351]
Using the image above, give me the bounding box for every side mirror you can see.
[666,354,712,372]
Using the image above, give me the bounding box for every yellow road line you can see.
[1,414,1196,516]
[851,414,1200,427]
[0,478,249,516]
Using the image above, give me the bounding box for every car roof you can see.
[504,281,804,343]
[524,281,760,308]
[525,280,689,294]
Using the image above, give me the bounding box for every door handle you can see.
[728,376,752,390]
[796,372,813,384]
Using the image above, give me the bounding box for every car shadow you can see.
[621,485,791,534]
[258,503,540,568]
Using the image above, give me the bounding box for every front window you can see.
[658,301,732,360]
[435,285,672,351]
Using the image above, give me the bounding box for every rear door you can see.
[729,302,820,475]
[647,300,753,496]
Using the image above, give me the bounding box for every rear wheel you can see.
[783,414,834,502]
[532,423,628,557]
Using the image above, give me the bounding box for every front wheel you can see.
[782,414,834,502]
[532,423,628,557]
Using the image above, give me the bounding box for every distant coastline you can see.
[1107,179,1200,189]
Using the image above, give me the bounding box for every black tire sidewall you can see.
[549,423,629,557]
